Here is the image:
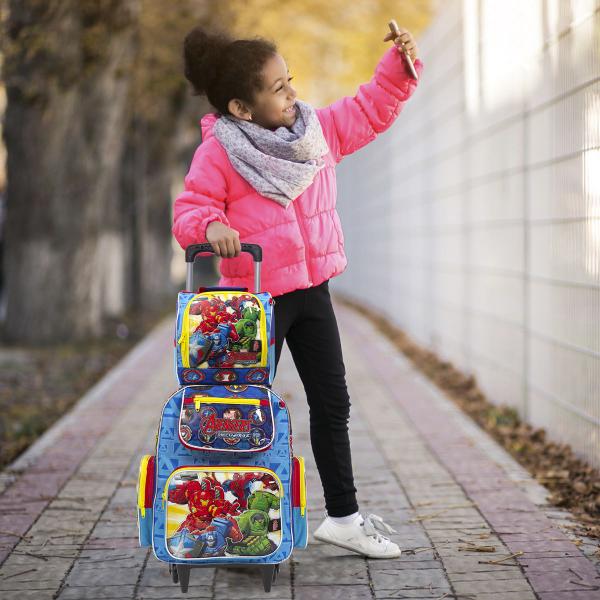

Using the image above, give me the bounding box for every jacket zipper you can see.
[292,200,313,287]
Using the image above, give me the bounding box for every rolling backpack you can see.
[136,243,308,594]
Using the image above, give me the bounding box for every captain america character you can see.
[191,516,244,557]
[168,516,243,558]
[222,473,261,509]
[189,322,240,368]
[208,323,238,366]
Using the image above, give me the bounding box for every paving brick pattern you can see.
[0,299,598,599]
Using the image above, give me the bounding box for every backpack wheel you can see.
[261,564,276,592]
[178,564,191,593]
[169,564,179,584]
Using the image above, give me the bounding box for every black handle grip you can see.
[185,243,263,263]
[197,286,249,293]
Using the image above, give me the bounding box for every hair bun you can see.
[183,27,232,96]
[182,27,277,115]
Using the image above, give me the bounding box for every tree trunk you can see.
[2,0,140,342]
[120,108,182,311]
[120,0,216,309]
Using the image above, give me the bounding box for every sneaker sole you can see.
[313,531,402,559]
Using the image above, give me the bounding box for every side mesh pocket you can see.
[137,455,155,547]
[292,455,308,548]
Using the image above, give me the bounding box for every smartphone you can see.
[388,19,418,80]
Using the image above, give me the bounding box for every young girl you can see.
[173,24,423,559]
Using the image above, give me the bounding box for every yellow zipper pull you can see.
[298,456,306,516]
[138,455,150,518]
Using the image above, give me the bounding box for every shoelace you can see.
[360,513,397,544]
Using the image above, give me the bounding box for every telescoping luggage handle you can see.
[185,243,263,294]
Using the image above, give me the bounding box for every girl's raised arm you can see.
[316,44,423,164]
[172,142,231,249]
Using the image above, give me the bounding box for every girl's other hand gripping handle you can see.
[206,220,242,258]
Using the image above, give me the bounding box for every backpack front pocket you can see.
[178,391,274,453]
[162,466,283,560]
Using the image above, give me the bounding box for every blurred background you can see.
[0,0,598,483]
[334,0,600,472]
[0,0,431,466]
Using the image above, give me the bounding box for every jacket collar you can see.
[200,112,219,141]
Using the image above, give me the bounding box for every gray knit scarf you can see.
[212,99,329,208]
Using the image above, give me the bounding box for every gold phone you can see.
[388,20,418,80]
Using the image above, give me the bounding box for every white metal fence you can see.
[332,0,600,469]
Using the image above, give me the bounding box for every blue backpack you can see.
[136,244,307,594]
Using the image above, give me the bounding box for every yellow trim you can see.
[178,309,190,365]
[137,455,151,517]
[162,465,283,507]
[192,396,261,411]
[178,291,268,369]
[297,456,306,516]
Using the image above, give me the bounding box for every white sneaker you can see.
[312,512,402,559]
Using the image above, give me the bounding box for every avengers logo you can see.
[180,424,192,442]
[224,385,249,393]
[200,413,252,435]
[246,368,267,383]
[215,370,237,383]
[182,369,205,383]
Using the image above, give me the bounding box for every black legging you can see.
[272,279,358,518]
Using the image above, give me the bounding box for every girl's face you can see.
[228,53,298,130]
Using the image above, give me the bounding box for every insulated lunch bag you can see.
[174,244,276,387]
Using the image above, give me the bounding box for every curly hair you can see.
[183,26,278,116]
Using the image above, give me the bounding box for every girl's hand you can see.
[383,25,419,63]
[206,220,242,258]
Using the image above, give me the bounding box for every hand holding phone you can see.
[385,20,419,80]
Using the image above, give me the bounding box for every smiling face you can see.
[227,53,297,130]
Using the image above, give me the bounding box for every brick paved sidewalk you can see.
[0,298,598,600]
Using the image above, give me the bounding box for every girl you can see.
[173,24,423,559]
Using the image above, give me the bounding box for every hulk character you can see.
[225,510,276,556]
[246,489,280,513]
[231,307,261,354]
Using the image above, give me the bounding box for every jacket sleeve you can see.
[316,46,424,164]
[172,142,231,249]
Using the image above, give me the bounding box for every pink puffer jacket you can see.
[172,45,423,297]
